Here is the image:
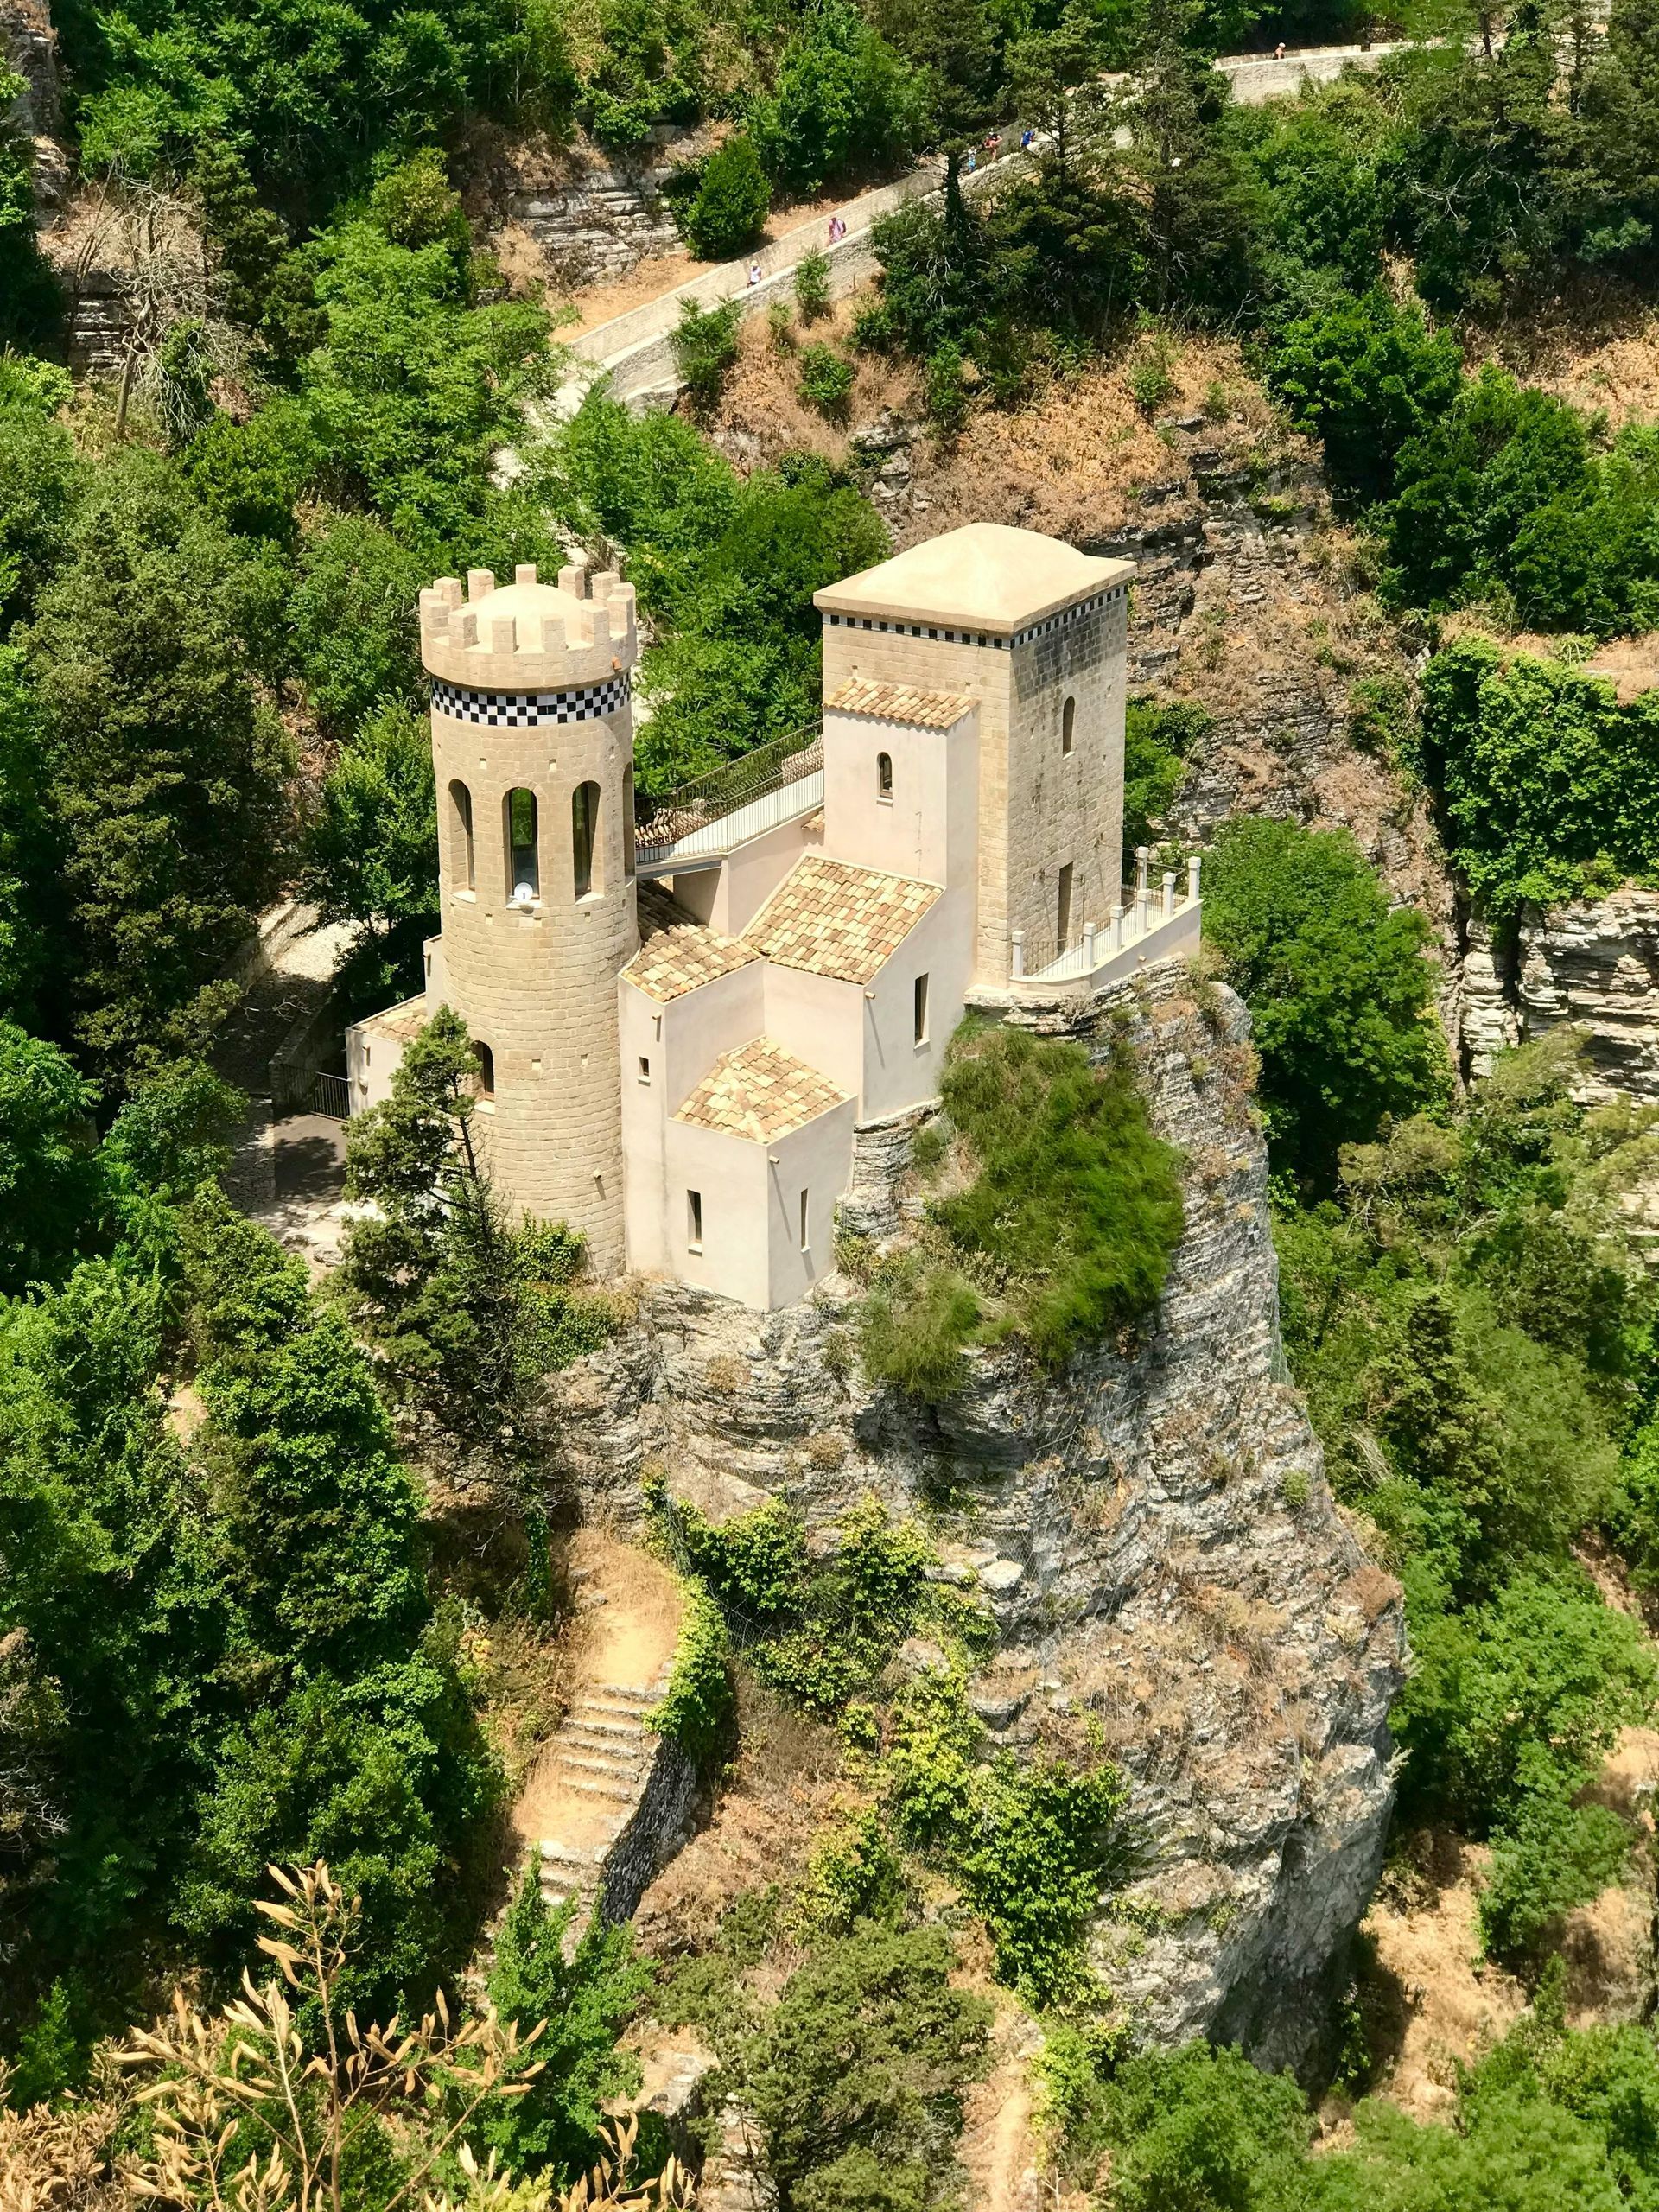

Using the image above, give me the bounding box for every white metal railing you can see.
[635,728,824,877]
[1014,849,1202,993]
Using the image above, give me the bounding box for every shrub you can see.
[648,1579,735,1768]
[768,297,797,352]
[859,1248,979,1400]
[1262,289,1464,507]
[1097,2043,1313,2212]
[670,297,742,415]
[743,1926,992,2212]
[481,1865,655,2181]
[682,137,771,261]
[794,248,833,322]
[798,342,855,423]
[924,343,969,433]
[1125,328,1178,416]
[1478,1795,1631,1969]
[747,1,925,198]
[1201,817,1450,1188]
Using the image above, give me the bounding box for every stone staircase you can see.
[533,1662,686,1929]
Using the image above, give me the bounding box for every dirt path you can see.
[511,1529,682,1856]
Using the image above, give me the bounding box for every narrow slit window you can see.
[913,971,930,1045]
[799,1189,810,1251]
[876,751,893,802]
[1061,696,1076,755]
[473,1039,495,1097]
[450,779,475,890]
[573,780,600,899]
[638,1055,651,1084]
[687,1189,703,1251]
[622,763,637,877]
[1057,862,1074,954]
[506,787,539,900]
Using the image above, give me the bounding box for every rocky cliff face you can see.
[1463,891,1659,1099]
[2,0,68,207]
[545,960,1406,2073]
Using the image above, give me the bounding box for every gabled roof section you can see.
[745,855,940,985]
[825,677,975,728]
[624,883,759,1002]
[814,522,1132,636]
[674,1038,849,1142]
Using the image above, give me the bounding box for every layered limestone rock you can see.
[1,0,68,207]
[544,959,1406,2074]
[1462,890,1659,1099]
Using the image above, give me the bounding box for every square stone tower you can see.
[815,524,1134,984]
[419,563,639,1274]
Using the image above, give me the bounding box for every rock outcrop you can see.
[1463,889,1659,1101]
[543,959,1406,2075]
[1,0,68,207]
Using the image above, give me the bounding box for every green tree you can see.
[302,700,438,1010]
[180,1190,429,1673]
[876,0,1004,221]
[288,512,430,734]
[340,1008,612,1459]
[0,1024,97,1294]
[1201,817,1450,1187]
[750,0,925,195]
[744,1926,992,2212]
[682,137,771,259]
[21,448,293,1090]
[1262,289,1464,507]
[482,1866,655,2179]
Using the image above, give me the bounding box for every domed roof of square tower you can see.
[421,562,637,692]
[813,522,1132,638]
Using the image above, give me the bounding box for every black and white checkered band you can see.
[430,671,631,726]
[823,584,1122,652]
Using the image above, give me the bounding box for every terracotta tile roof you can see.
[674,1038,849,1142]
[825,677,974,728]
[746,856,940,984]
[357,995,429,1042]
[624,882,759,1001]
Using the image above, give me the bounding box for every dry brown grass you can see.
[632,1673,852,1959]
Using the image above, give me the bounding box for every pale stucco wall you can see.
[346,999,424,1116]
[764,1099,859,1305]
[820,707,978,894]
[856,893,974,1122]
[620,961,766,1277]
[761,966,864,1102]
[671,810,822,940]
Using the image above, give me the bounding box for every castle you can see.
[346,522,1202,1309]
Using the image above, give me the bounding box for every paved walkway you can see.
[559,40,1403,405]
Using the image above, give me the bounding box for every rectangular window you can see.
[687,1189,703,1252]
[799,1189,810,1251]
[638,1056,651,1084]
[913,972,930,1045]
[1057,862,1074,954]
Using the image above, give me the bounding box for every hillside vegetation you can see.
[16,0,1659,2204]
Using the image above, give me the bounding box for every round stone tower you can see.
[419,561,639,1275]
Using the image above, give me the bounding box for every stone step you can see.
[557,1772,640,1804]
[563,1731,648,1764]
[564,1714,640,1744]
[556,1749,647,1780]
[570,1716,654,1751]
[541,1839,598,1868]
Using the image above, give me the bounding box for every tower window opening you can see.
[876,751,893,802]
[573,780,601,899]
[622,763,637,877]
[449,779,475,889]
[506,787,539,900]
[1061,696,1076,755]
[639,1055,651,1084]
[913,971,930,1045]
[687,1189,703,1252]
[473,1039,495,1097]
[799,1189,810,1251]
[1057,862,1074,955]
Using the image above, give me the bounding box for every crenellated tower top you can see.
[419,562,639,692]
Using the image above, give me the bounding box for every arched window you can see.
[473,1039,495,1097]
[876,752,893,802]
[622,764,637,877]
[573,780,601,899]
[1061,696,1076,756]
[506,787,539,900]
[449,779,475,890]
